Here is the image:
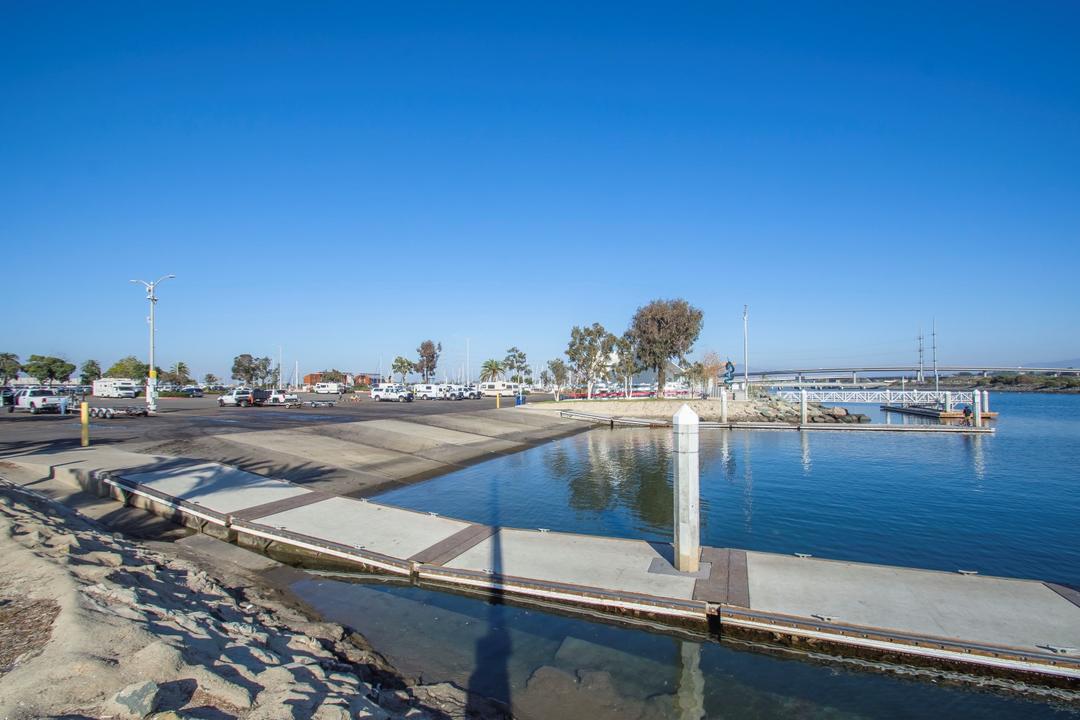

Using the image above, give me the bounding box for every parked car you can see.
[9,388,69,414]
[181,386,204,397]
[218,388,270,407]
[463,385,483,400]
[1,387,13,407]
[371,385,414,402]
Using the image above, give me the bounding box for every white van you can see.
[411,383,440,400]
[479,381,520,397]
[93,378,139,399]
[314,382,346,394]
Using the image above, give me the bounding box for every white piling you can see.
[945,391,953,412]
[720,388,728,423]
[973,389,983,428]
[673,404,700,573]
[800,389,808,425]
[983,390,990,413]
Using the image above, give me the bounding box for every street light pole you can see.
[130,275,175,414]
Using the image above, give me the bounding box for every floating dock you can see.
[3,447,1076,686]
[881,404,999,420]
[554,409,996,433]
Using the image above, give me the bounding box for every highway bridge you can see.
[748,365,1078,383]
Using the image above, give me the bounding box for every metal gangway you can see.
[774,389,977,410]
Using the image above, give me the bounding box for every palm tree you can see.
[480,359,503,383]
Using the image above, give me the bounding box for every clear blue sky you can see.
[4,2,1078,381]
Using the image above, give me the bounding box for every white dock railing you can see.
[774,390,976,407]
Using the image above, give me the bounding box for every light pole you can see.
[130,274,175,414]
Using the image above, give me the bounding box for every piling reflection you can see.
[675,640,706,720]
[963,433,987,483]
[741,432,754,533]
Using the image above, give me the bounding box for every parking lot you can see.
[1,391,562,496]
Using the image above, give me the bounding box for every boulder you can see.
[110,680,159,718]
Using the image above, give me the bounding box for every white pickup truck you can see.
[9,388,69,414]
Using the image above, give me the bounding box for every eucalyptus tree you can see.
[416,340,441,381]
[628,299,703,397]
[566,323,615,399]
[612,333,642,398]
[546,358,569,401]
[503,346,528,383]
[392,356,413,384]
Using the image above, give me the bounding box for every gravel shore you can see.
[0,480,499,720]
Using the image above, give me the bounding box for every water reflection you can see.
[741,432,754,533]
[800,431,812,475]
[546,431,675,532]
[675,640,706,720]
[963,433,987,484]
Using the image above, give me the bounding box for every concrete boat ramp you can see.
[4,446,1079,686]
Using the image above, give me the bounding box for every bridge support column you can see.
[973,390,983,428]
[799,389,808,425]
[851,371,858,385]
[673,405,700,573]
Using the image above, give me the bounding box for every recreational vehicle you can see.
[93,378,140,399]
[479,381,521,397]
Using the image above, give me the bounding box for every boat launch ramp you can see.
[3,446,1077,687]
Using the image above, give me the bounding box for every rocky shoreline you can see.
[748,396,870,424]
[0,480,502,720]
[530,397,870,424]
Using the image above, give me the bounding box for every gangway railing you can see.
[774,390,975,407]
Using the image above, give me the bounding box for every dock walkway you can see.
[3,446,1076,685]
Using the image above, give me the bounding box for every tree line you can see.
[471,298,707,399]
[390,340,444,384]
[0,352,212,387]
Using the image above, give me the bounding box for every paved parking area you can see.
[0,392,586,497]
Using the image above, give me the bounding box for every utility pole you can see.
[742,305,749,391]
[932,318,940,392]
[278,346,283,390]
[466,338,470,385]
[129,274,175,415]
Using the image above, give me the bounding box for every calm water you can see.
[294,392,1080,718]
